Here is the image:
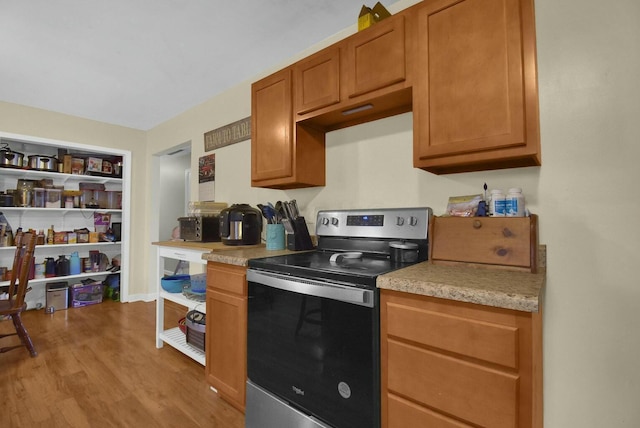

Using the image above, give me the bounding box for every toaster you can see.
[178,215,220,242]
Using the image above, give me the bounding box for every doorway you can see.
[151,142,191,274]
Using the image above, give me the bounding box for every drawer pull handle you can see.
[473,220,482,229]
[496,247,509,256]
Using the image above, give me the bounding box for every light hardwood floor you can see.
[0,299,244,428]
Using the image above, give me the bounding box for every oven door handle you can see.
[247,270,374,308]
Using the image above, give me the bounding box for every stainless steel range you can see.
[246,207,432,428]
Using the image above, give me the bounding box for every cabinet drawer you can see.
[386,300,518,368]
[431,215,537,270]
[207,262,247,295]
[388,394,471,428]
[388,340,518,428]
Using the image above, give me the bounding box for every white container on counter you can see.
[489,189,506,216]
[506,188,525,217]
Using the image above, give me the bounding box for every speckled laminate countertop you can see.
[199,243,546,312]
[202,247,300,266]
[378,263,545,312]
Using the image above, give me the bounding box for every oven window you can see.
[248,281,379,428]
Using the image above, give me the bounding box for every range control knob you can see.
[409,216,418,226]
[331,217,339,226]
[396,217,405,226]
[321,217,330,226]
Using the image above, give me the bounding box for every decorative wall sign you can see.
[204,116,251,152]
[198,154,215,200]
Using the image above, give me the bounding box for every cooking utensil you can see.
[275,201,285,223]
[28,155,60,172]
[0,147,25,168]
[389,241,419,263]
[290,200,300,218]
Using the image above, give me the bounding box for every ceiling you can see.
[0,0,400,131]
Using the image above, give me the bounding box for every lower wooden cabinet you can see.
[381,289,542,428]
[205,262,247,412]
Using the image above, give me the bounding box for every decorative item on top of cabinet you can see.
[413,0,540,174]
[205,261,247,412]
[251,68,325,189]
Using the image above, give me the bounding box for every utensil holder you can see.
[285,217,314,251]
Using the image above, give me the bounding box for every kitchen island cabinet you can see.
[412,0,540,174]
[205,261,247,412]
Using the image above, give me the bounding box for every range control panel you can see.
[316,207,432,240]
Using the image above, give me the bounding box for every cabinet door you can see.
[205,262,247,412]
[295,47,340,115]
[346,14,407,98]
[413,0,540,174]
[251,68,293,182]
[251,68,326,189]
[205,289,247,411]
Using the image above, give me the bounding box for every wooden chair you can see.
[0,231,37,357]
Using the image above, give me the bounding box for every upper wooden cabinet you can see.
[413,0,540,174]
[294,11,414,131]
[345,14,407,99]
[294,47,341,115]
[251,68,325,189]
[252,0,541,187]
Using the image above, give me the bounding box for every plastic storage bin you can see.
[46,189,62,208]
[190,273,207,293]
[33,188,46,208]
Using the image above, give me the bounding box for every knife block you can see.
[285,217,314,251]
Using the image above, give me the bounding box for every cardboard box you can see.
[86,157,103,173]
[71,158,85,175]
[53,231,68,245]
[358,2,391,31]
[63,154,73,174]
[70,280,104,308]
[358,5,374,31]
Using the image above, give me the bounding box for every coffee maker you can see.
[219,204,263,246]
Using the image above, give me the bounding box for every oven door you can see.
[246,269,380,428]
